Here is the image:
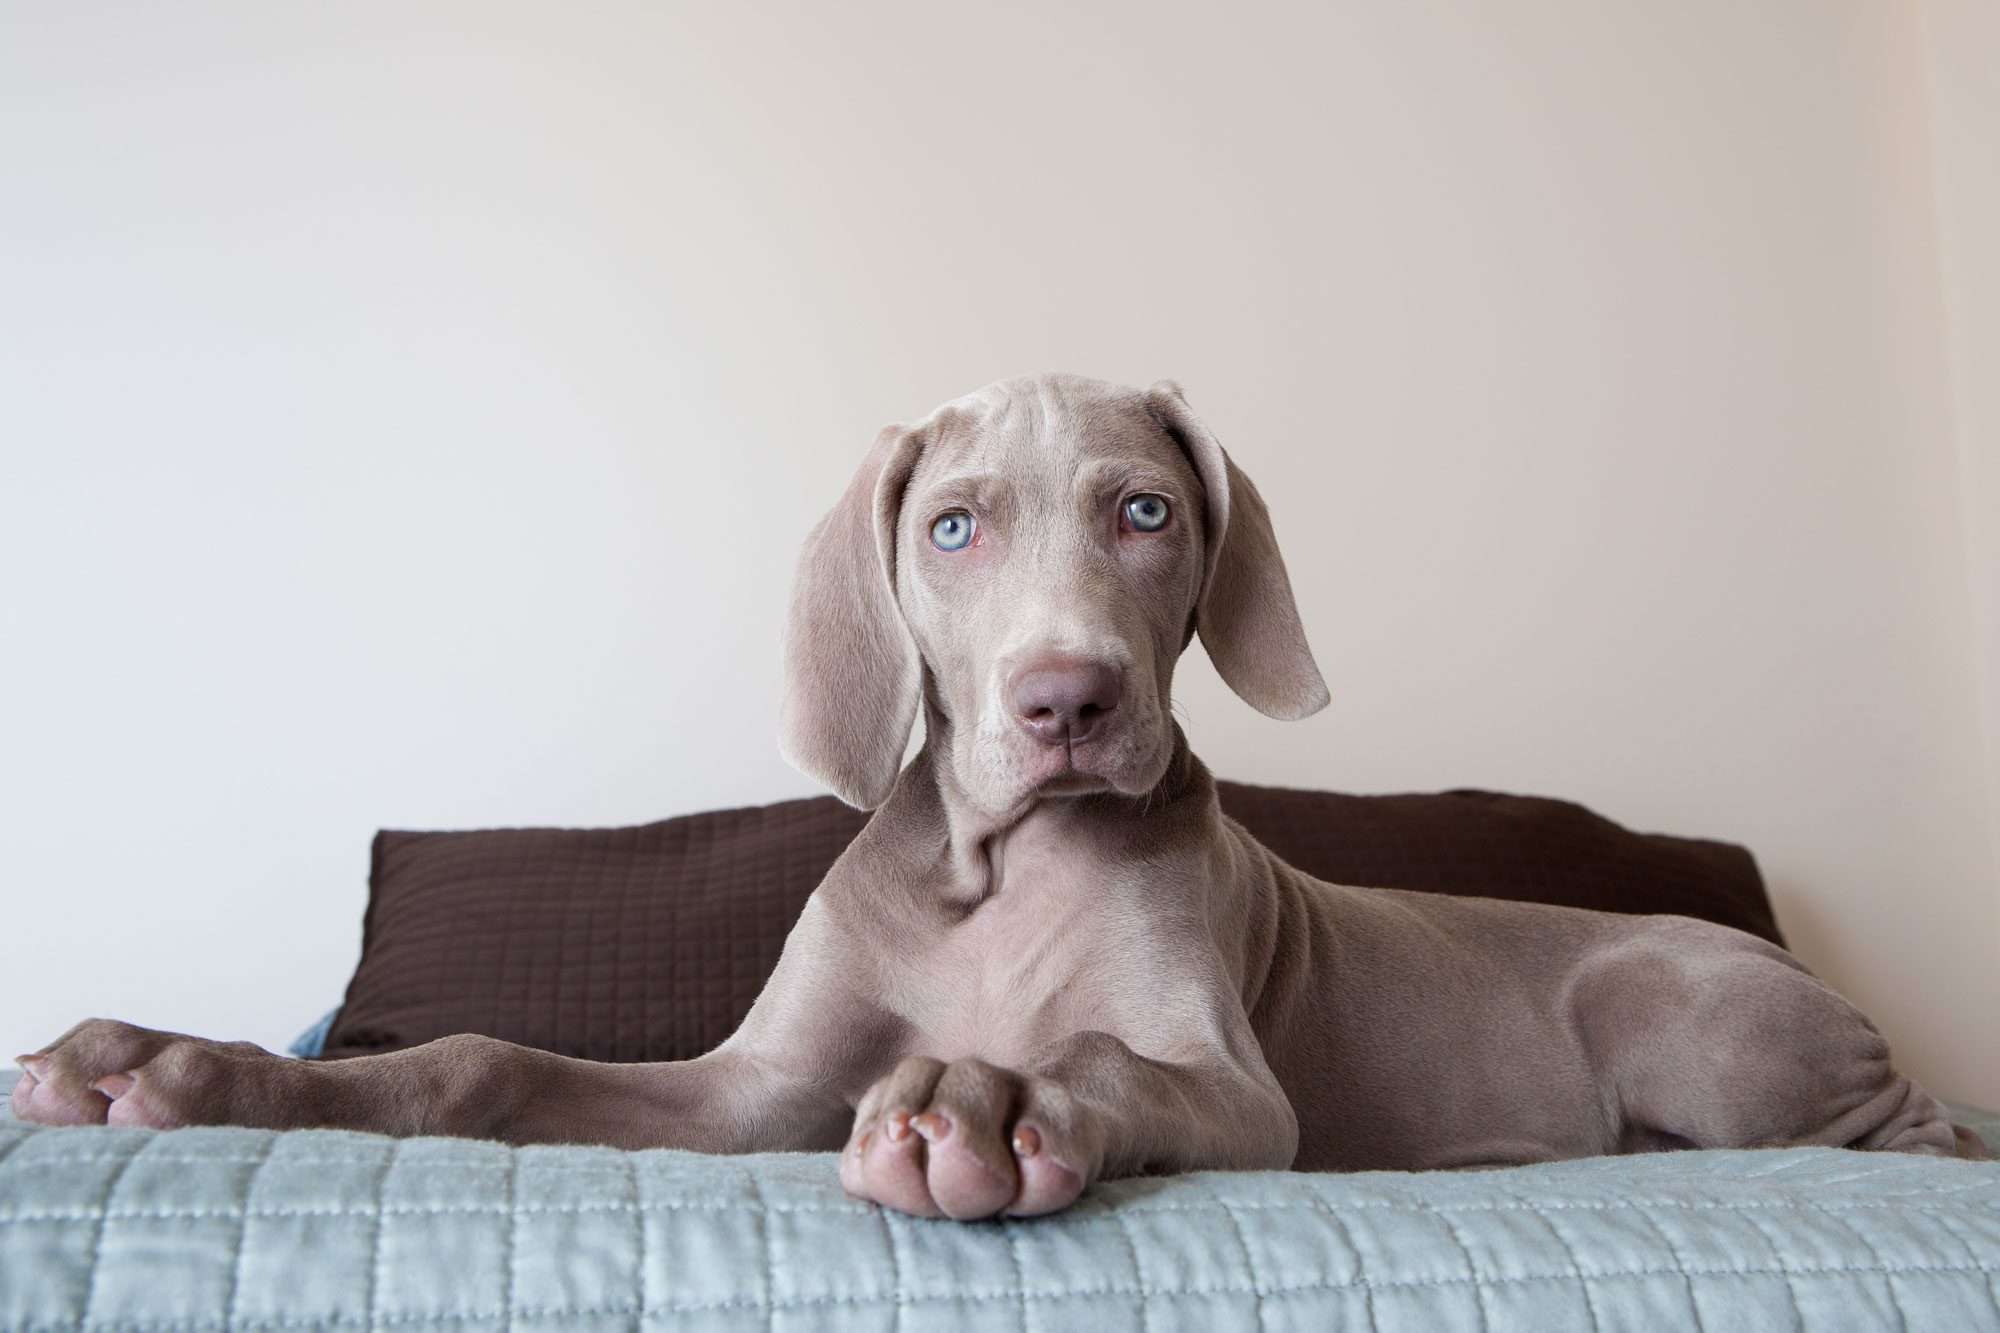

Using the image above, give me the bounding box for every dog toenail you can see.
[857,1130,873,1155]
[912,1112,950,1142]
[91,1074,135,1099]
[16,1056,46,1079]
[1013,1125,1042,1157]
[885,1113,911,1143]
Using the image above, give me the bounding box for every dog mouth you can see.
[1033,766,1114,797]
[1013,734,1140,798]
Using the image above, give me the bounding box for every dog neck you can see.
[878,721,1213,908]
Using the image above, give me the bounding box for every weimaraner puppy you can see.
[15,373,1986,1218]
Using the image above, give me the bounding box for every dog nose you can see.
[1011,659,1122,746]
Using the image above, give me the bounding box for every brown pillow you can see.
[320,783,1782,1063]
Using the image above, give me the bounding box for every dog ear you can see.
[778,423,928,808]
[1146,381,1330,720]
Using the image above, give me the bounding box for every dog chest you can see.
[911,823,1163,1066]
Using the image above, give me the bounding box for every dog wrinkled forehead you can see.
[908,373,1197,489]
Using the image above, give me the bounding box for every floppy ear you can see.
[1146,380,1330,720]
[778,423,928,808]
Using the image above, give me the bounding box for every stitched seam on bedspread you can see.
[79,1137,149,1327]
[740,1158,774,1333]
[629,1148,651,1330]
[501,1149,519,1333]
[1429,1202,1491,1333]
[362,1140,399,1333]
[10,1152,1991,1195]
[222,1134,278,1333]
[1732,1201,1810,1330]
[1306,1194,1378,1333]
[11,1149,1975,1175]
[1817,1197,1909,1333]
[1000,1198,1029,1333]
[0,1131,35,1169]
[5,1194,1993,1225]
[1106,1186,1152,1333]
[8,1148,1989,1189]
[1502,1183,1601,1333]
[1210,1180,1267,1331]
[1618,1189,1709,1333]
[9,1259,2000,1330]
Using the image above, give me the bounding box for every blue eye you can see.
[1123,493,1171,532]
[931,509,976,551]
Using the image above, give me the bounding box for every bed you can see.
[2,1082,1995,1331]
[6,786,1994,1329]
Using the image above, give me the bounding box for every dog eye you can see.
[1122,494,1171,533]
[930,510,977,551]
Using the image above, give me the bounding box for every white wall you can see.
[4,3,1994,1104]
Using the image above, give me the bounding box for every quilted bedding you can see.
[3,1082,1996,1332]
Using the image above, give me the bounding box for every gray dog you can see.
[15,373,1984,1219]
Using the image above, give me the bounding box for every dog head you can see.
[780,373,1326,814]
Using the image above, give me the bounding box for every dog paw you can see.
[13,1019,277,1129]
[840,1056,1102,1219]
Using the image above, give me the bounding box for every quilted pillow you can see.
[320,784,1782,1062]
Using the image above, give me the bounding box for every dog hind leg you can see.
[1575,920,1983,1160]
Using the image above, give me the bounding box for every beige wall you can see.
[1919,0,2000,1077]
[3,3,1994,1103]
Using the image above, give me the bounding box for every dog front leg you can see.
[12,1018,853,1151]
[1036,1029,1301,1175]
[17,894,891,1149]
[840,1030,1298,1220]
